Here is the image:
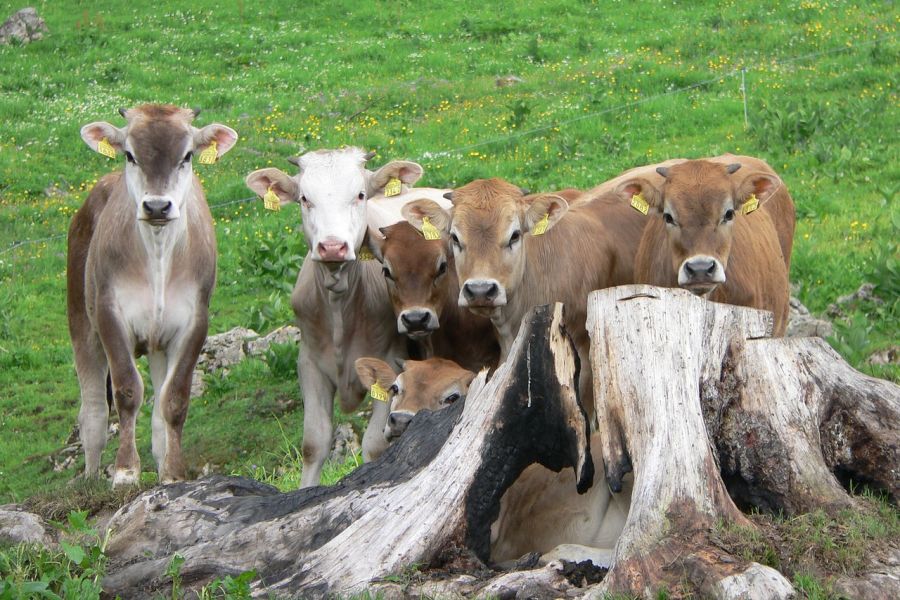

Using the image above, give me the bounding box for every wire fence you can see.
[1,33,895,259]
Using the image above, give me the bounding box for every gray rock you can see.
[867,346,899,366]
[196,327,258,374]
[0,7,48,45]
[833,547,900,600]
[246,325,301,357]
[189,368,206,399]
[0,506,54,546]
[786,296,833,338]
[329,422,361,464]
[827,282,883,318]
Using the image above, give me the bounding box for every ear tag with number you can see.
[384,177,402,197]
[97,137,117,159]
[198,140,218,165]
[630,192,649,215]
[740,194,759,215]
[357,246,375,261]
[421,217,442,241]
[263,187,281,211]
[370,382,389,402]
[531,213,550,236]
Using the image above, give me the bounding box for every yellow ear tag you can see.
[421,217,442,241]
[630,192,649,215]
[198,140,218,165]
[97,137,116,159]
[740,194,759,215]
[263,187,281,212]
[531,213,550,236]
[357,246,375,261]
[384,177,402,197]
[370,381,389,402]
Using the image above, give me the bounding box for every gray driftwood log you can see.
[584,284,899,599]
[102,303,593,598]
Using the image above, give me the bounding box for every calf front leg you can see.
[97,310,144,487]
[298,346,336,488]
[157,315,208,484]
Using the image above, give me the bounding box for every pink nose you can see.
[317,240,349,261]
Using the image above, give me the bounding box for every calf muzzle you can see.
[141,199,174,224]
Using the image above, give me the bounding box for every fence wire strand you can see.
[2,33,895,259]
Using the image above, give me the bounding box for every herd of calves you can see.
[65,104,794,562]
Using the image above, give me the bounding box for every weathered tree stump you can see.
[103,303,593,598]
[585,284,899,599]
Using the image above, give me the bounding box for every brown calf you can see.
[403,178,647,417]
[68,105,237,486]
[354,356,630,563]
[614,154,795,335]
[354,357,476,441]
[367,221,500,373]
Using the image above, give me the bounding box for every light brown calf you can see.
[354,356,630,564]
[614,155,795,335]
[367,221,500,373]
[404,178,647,417]
[354,357,476,441]
[68,104,237,486]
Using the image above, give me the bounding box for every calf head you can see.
[81,105,237,226]
[368,220,451,338]
[616,159,781,295]
[354,357,476,442]
[245,150,423,262]
[403,179,568,318]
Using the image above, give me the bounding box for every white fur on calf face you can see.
[296,148,370,262]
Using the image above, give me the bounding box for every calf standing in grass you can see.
[245,149,432,487]
[614,154,795,335]
[67,104,237,486]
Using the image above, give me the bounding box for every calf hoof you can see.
[112,468,140,488]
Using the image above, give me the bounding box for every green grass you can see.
[0,0,897,507]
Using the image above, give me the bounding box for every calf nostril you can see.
[705,263,716,275]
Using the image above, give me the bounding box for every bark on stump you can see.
[585,284,899,599]
[102,303,593,598]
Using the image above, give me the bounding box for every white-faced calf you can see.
[245,149,430,487]
[68,104,237,486]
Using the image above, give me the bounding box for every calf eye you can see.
[357,191,366,201]
[300,195,310,207]
[382,266,394,281]
[450,233,461,250]
[389,384,399,394]
[125,151,136,164]
[443,392,460,405]
[723,209,735,223]
[663,212,676,226]
[183,151,193,163]
[436,261,448,278]
[508,230,521,248]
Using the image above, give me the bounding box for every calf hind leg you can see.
[74,337,110,477]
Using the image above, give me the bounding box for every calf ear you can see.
[402,199,451,234]
[245,168,299,205]
[614,177,662,214]
[194,124,239,158]
[524,194,568,234]
[736,171,782,207]
[364,226,386,262]
[80,122,125,155]
[369,160,424,193]
[354,357,397,390]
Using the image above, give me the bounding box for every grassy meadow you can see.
[0,0,896,546]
